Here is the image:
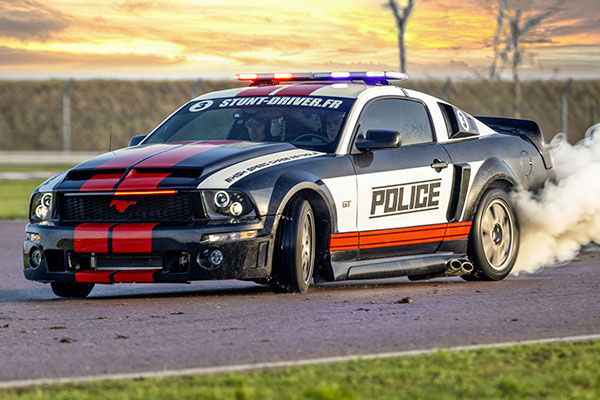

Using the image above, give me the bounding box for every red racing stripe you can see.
[112,269,159,283]
[74,223,114,253]
[80,173,123,191]
[75,270,115,283]
[115,170,171,191]
[112,223,158,253]
[94,144,174,169]
[274,84,329,96]
[115,142,227,190]
[235,86,281,97]
[133,141,229,168]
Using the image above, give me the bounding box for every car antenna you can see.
[109,124,112,152]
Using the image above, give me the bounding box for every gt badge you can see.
[110,199,137,213]
[370,179,441,218]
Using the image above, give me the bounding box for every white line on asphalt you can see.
[1,333,599,389]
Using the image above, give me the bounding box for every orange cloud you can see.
[0,0,597,77]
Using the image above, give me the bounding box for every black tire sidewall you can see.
[276,199,316,293]
[468,188,520,281]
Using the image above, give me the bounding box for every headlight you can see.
[30,192,54,221]
[202,190,256,219]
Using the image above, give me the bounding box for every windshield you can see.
[144,95,354,153]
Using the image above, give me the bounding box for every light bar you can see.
[273,73,293,80]
[330,72,351,78]
[234,71,409,84]
[384,71,409,80]
[235,73,259,81]
[114,190,177,196]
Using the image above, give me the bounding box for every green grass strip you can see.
[2,341,599,399]
[0,179,46,220]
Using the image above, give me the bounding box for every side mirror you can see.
[129,134,147,147]
[355,130,402,152]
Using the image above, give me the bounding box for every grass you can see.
[0,179,45,219]
[1,341,599,399]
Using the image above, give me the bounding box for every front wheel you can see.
[271,199,316,293]
[466,188,520,281]
[50,282,95,298]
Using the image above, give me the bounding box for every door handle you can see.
[430,159,448,172]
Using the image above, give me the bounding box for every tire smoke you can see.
[511,131,600,274]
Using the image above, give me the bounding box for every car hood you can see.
[54,140,324,192]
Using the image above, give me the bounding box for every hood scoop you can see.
[66,168,127,181]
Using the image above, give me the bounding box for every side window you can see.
[356,98,434,146]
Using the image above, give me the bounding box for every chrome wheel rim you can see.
[300,211,314,284]
[481,199,514,271]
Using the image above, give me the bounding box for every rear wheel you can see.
[271,199,316,293]
[465,188,519,281]
[50,282,95,298]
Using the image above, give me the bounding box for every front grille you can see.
[60,192,198,223]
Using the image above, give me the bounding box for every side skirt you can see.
[331,252,466,281]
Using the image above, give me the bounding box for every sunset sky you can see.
[1,0,598,79]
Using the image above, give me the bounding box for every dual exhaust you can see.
[445,259,474,277]
[407,258,474,281]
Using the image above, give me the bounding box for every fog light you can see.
[230,202,243,216]
[208,249,224,267]
[30,248,42,268]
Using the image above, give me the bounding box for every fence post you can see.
[441,77,451,101]
[560,78,572,135]
[62,79,74,152]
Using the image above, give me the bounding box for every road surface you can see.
[1,220,598,382]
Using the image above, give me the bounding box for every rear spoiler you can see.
[475,116,554,169]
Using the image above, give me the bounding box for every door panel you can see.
[353,144,453,259]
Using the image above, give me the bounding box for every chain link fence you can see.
[0,79,598,152]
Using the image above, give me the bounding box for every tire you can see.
[50,282,95,298]
[466,188,520,281]
[271,199,316,293]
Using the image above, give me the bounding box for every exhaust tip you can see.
[461,261,474,274]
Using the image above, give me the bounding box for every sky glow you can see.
[0,0,598,79]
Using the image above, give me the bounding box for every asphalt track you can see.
[1,220,599,383]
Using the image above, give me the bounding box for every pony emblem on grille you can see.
[110,199,137,213]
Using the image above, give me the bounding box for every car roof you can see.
[195,82,393,101]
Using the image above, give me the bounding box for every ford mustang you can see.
[23,71,554,297]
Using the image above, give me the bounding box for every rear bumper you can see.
[23,220,275,284]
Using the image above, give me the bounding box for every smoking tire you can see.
[464,188,520,281]
[50,282,95,298]
[271,199,316,293]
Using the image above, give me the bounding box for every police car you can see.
[24,71,554,297]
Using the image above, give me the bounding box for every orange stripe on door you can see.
[329,222,472,251]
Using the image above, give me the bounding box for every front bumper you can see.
[23,219,275,284]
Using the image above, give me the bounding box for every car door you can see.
[351,97,454,259]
